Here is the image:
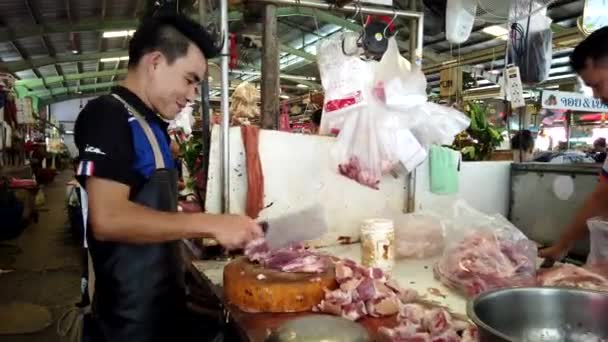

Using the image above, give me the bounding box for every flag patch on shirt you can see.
[77,160,95,176]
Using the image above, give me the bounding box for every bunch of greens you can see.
[452,102,504,161]
[175,132,205,202]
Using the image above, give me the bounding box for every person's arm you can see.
[75,97,261,249]
[87,176,262,248]
[540,181,608,259]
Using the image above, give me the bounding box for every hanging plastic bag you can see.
[332,107,384,189]
[508,13,553,84]
[434,200,537,297]
[408,103,470,148]
[317,33,376,135]
[372,37,426,111]
[586,218,608,276]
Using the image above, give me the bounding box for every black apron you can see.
[88,94,185,342]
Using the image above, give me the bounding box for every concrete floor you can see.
[0,170,82,342]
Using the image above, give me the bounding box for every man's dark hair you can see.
[128,14,219,68]
[511,129,534,152]
[570,26,608,72]
[312,109,323,127]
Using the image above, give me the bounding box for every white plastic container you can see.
[360,218,395,272]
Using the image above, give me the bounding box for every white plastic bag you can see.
[318,33,376,135]
[394,213,445,259]
[409,103,470,148]
[434,200,537,297]
[587,218,608,268]
[372,38,426,111]
[332,107,384,189]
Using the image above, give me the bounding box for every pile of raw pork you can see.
[537,263,608,291]
[244,240,478,341]
[315,259,478,342]
[244,238,330,273]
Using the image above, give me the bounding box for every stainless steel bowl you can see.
[467,287,608,342]
[266,315,370,342]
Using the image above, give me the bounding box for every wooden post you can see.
[261,4,279,130]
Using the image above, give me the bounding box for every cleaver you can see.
[260,205,328,250]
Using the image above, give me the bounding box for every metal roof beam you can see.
[1,50,128,73]
[16,69,127,88]
[40,91,111,106]
[0,12,243,42]
[275,7,361,32]
[279,44,316,62]
[0,19,135,42]
[28,80,118,97]
[422,27,582,75]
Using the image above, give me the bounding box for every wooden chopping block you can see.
[223,256,337,313]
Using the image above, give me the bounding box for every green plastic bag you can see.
[429,145,460,195]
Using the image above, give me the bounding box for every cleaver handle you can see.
[259,221,269,234]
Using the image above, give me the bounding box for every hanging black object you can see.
[362,20,389,58]
[361,15,396,59]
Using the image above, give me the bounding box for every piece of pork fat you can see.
[430,329,460,342]
[381,324,432,342]
[316,299,342,316]
[460,325,479,342]
[280,255,328,273]
[398,303,426,325]
[335,261,354,282]
[423,309,453,335]
[324,288,353,306]
[378,322,420,339]
[356,277,397,302]
[369,267,387,280]
[341,259,371,278]
[365,296,401,317]
[340,278,363,293]
[244,238,270,262]
[342,301,368,321]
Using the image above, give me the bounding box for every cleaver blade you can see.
[261,205,327,250]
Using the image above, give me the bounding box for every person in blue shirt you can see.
[74,14,262,342]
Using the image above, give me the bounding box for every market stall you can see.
[3,0,608,339]
[167,0,608,338]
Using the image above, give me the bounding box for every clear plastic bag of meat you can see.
[434,200,537,297]
[391,212,445,259]
[332,106,391,189]
[317,32,376,135]
[587,218,608,275]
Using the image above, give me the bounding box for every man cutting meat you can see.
[540,26,608,261]
[74,14,263,341]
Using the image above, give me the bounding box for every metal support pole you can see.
[199,0,211,207]
[406,0,421,213]
[250,0,423,19]
[261,4,280,130]
[220,0,231,213]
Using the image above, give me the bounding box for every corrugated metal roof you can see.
[0,0,589,103]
